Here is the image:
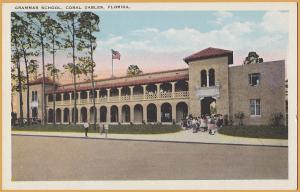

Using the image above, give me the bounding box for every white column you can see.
[130,106,134,123]
[69,108,72,123]
[69,93,72,104]
[106,88,111,102]
[142,85,147,100]
[78,107,81,123]
[61,109,63,124]
[97,90,100,103]
[87,108,90,123]
[171,82,176,98]
[207,73,209,87]
[118,106,122,123]
[78,92,81,104]
[143,105,147,123]
[118,87,122,101]
[107,106,111,123]
[61,93,64,105]
[156,83,161,98]
[129,86,134,101]
[87,91,90,103]
[157,104,161,123]
[172,103,176,122]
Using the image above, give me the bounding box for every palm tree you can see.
[46,63,60,124]
[77,12,100,129]
[58,12,83,125]
[45,17,64,125]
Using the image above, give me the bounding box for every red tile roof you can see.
[29,77,58,85]
[46,74,189,94]
[183,47,233,63]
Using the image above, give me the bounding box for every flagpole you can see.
[111,52,114,78]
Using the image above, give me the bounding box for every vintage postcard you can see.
[2,2,298,190]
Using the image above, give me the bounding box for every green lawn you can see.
[12,124,182,134]
[218,125,288,139]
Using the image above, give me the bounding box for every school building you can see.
[14,47,286,125]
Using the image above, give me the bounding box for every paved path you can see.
[12,129,288,147]
[12,135,288,181]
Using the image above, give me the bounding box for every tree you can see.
[58,12,83,125]
[11,61,26,126]
[77,12,100,129]
[27,12,50,125]
[127,65,143,76]
[243,52,264,65]
[45,17,64,125]
[11,12,25,126]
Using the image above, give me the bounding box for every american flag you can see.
[112,49,121,60]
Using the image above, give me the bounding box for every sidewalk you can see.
[12,130,288,147]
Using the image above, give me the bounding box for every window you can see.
[32,91,38,101]
[200,70,207,87]
[249,73,260,86]
[208,68,215,86]
[250,99,261,116]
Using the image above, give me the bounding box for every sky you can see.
[48,10,289,82]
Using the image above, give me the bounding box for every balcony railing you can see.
[47,91,189,106]
[196,85,220,99]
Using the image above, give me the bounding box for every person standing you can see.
[83,121,89,137]
[104,123,109,138]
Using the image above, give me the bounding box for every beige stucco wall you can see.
[14,83,54,120]
[188,56,230,116]
[228,60,285,125]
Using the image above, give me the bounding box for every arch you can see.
[63,108,70,123]
[99,106,107,122]
[80,107,87,122]
[201,97,216,115]
[80,91,87,99]
[176,102,188,122]
[200,70,207,87]
[110,88,119,97]
[71,92,78,100]
[89,90,97,99]
[121,105,130,122]
[133,85,143,95]
[71,108,78,123]
[147,103,157,122]
[56,108,62,123]
[63,93,70,101]
[48,94,53,102]
[99,89,107,97]
[146,84,156,93]
[110,105,119,122]
[90,106,97,123]
[160,82,172,92]
[121,86,130,96]
[56,93,62,101]
[134,104,143,123]
[48,109,54,123]
[161,103,172,122]
[175,80,189,91]
[209,68,215,86]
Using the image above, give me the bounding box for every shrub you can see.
[130,122,134,125]
[142,120,146,124]
[270,112,284,127]
[234,112,245,126]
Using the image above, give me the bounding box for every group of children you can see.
[181,114,224,135]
